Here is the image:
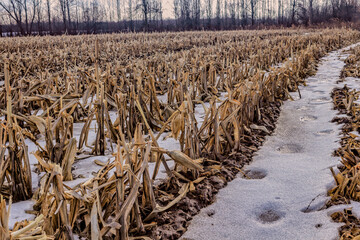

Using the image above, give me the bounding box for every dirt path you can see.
[181,44,360,240]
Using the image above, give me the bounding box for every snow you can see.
[157,93,168,104]
[149,160,176,183]
[8,41,360,236]
[157,132,181,152]
[181,43,360,240]
[8,200,36,229]
[64,155,112,188]
[342,76,360,90]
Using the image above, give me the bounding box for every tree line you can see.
[0,0,358,36]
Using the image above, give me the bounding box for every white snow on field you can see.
[8,43,360,234]
[342,76,360,91]
[157,93,168,104]
[8,200,35,230]
[181,43,360,240]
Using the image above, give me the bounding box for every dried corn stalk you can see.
[0,61,32,201]
[0,29,360,239]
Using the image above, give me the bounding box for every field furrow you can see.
[1,29,360,240]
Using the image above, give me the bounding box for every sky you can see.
[162,0,174,19]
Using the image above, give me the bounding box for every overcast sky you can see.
[162,0,173,19]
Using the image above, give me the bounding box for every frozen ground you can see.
[7,84,225,226]
[7,43,360,235]
[8,200,35,228]
[182,43,360,240]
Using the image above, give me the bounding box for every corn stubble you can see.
[326,47,360,238]
[328,84,360,239]
[0,29,359,239]
[340,45,360,80]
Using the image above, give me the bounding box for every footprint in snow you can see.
[315,129,334,136]
[277,144,303,153]
[297,106,310,111]
[244,168,267,179]
[309,97,331,105]
[312,90,326,94]
[258,210,282,223]
[300,115,318,121]
[254,202,286,224]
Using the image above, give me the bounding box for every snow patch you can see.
[182,42,360,240]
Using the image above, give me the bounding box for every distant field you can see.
[0,29,359,239]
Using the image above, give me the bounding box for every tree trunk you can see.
[278,0,281,24]
[59,0,67,32]
[24,0,29,34]
[241,0,246,26]
[128,0,133,31]
[47,0,52,33]
[216,0,221,29]
[309,0,313,25]
[66,0,72,33]
[291,0,296,24]
[251,0,256,25]
[116,0,121,22]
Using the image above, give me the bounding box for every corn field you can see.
[0,29,360,240]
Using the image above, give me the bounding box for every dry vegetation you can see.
[0,29,360,239]
[340,46,360,80]
[327,46,360,239]
[329,85,360,239]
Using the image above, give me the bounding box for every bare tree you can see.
[174,0,180,27]
[192,0,200,29]
[66,0,72,32]
[278,0,282,23]
[229,0,236,27]
[223,0,228,28]
[236,0,240,26]
[128,0,133,31]
[205,0,212,27]
[116,0,121,22]
[24,0,29,32]
[25,0,39,34]
[250,0,258,25]
[309,0,314,24]
[46,0,52,33]
[0,0,25,35]
[241,0,247,26]
[0,0,359,35]
[158,0,163,28]
[75,0,79,30]
[59,0,67,32]
[216,0,221,29]
[0,0,39,35]
[36,0,41,34]
[179,0,191,29]
[0,14,3,37]
[80,0,102,33]
[91,0,102,33]
[150,0,163,28]
[291,0,297,24]
[136,0,149,31]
